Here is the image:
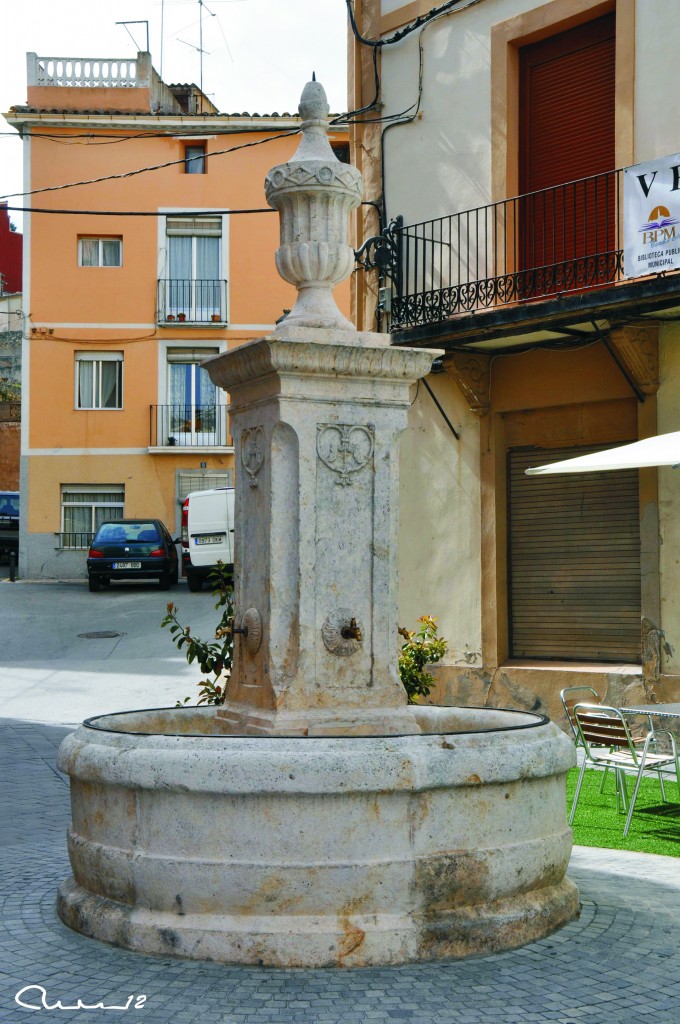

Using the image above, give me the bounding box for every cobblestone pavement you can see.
[2,718,680,1024]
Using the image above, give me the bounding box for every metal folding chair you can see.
[570,703,680,837]
[560,686,600,743]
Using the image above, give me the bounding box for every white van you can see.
[181,486,235,592]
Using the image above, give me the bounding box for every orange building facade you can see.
[5,52,349,578]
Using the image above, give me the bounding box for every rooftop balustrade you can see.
[27,52,147,89]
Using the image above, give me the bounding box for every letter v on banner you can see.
[624,152,680,277]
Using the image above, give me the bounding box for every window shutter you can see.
[166,348,218,363]
[508,445,641,662]
[520,15,616,192]
[519,15,616,277]
[166,217,221,236]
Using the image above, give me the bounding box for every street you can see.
[0,578,221,725]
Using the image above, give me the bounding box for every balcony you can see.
[56,532,94,551]
[150,405,230,449]
[157,280,228,325]
[382,166,680,346]
[0,402,20,423]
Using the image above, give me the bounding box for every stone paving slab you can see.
[2,719,680,1023]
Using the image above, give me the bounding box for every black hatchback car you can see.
[87,519,179,592]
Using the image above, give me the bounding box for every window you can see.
[163,216,223,321]
[75,352,123,409]
[78,237,122,267]
[60,485,124,548]
[165,347,226,444]
[178,469,232,503]
[184,143,206,174]
[331,142,350,164]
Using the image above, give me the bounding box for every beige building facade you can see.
[350,0,680,724]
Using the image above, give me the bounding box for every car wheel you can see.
[88,577,101,593]
[186,570,203,593]
[158,572,171,590]
[170,564,179,585]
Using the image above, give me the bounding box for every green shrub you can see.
[162,562,233,706]
[398,615,447,704]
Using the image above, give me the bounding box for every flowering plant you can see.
[398,616,447,704]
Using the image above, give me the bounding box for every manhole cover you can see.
[77,630,125,639]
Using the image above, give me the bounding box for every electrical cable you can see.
[3,205,275,217]
[345,0,482,49]
[0,129,300,201]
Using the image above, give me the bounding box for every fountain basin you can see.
[57,705,578,967]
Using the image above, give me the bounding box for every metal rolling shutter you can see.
[519,15,616,278]
[509,445,641,662]
[520,14,616,193]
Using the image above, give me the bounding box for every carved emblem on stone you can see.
[241,426,265,487]
[316,423,374,486]
[321,608,364,657]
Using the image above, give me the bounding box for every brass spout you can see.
[227,616,248,639]
[341,617,363,643]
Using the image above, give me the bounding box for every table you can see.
[619,703,680,720]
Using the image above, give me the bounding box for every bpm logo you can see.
[640,205,679,245]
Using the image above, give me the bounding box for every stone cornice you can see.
[3,111,348,135]
[205,337,436,390]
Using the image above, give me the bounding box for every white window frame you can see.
[162,345,228,446]
[75,351,123,410]
[157,208,229,324]
[78,237,123,267]
[60,484,125,548]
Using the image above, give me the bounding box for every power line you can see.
[3,206,275,217]
[0,129,300,201]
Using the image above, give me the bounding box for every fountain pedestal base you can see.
[56,705,578,967]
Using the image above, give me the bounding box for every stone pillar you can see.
[204,80,438,734]
[207,336,433,735]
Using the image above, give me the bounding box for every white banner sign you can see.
[624,154,680,277]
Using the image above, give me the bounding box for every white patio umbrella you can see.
[525,431,680,475]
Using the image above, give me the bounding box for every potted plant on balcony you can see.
[166,314,176,322]
[211,313,221,323]
[178,312,187,322]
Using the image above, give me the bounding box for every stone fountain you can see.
[56,80,578,967]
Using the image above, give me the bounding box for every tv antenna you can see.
[198,0,216,96]
[116,20,150,54]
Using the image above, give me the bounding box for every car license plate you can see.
[195,534,224,546]
[112,561,142,569]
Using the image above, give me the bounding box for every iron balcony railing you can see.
[389,167,625,330]
[56,532,95,550]
[157,279,228,324]
[0,402,20,422]
[150,405,230,447]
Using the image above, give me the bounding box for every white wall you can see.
[657,322,680,674]
[398,374,482,664]
[634,0,680,163]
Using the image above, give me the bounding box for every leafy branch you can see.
[398,615,447,704]
[161,562,234,706]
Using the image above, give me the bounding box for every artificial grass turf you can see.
[566,766,680,858]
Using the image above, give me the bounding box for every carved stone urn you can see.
[265,78,362,331]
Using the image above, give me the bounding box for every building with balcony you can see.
[0,203,23,491]
[350,0,680,717]
[4,51,349,577]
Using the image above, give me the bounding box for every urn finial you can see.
[264,78,363,333]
